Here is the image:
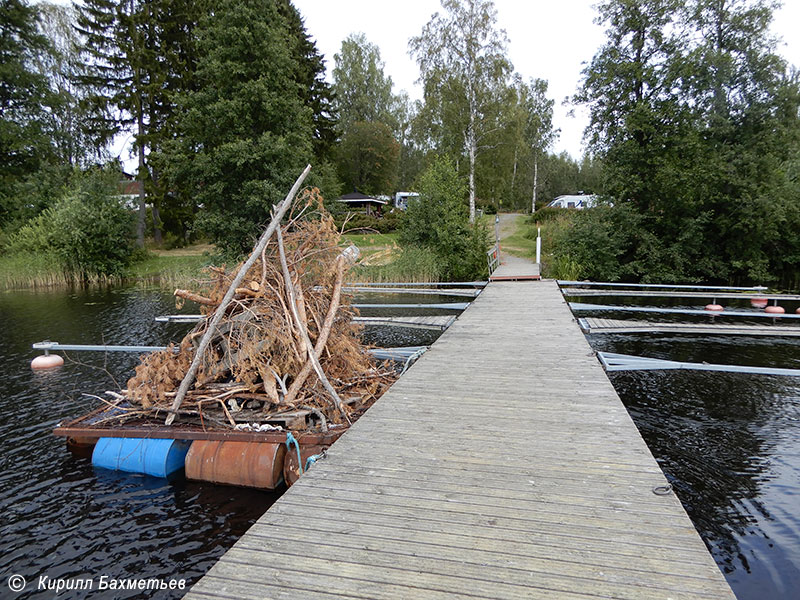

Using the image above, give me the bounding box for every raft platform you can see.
[580,317,800,337]
[186,279,734,599]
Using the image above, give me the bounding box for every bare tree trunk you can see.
[468,115,476,224]
[531,153,539,214]
[136,120,146,248]
[511,147,518,205]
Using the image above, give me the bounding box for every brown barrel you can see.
[185,440,286,489]
[66,436,98,458]
[283,444,328,487]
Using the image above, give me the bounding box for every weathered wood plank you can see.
[186,279,734,599]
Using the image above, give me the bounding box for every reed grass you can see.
[0,250,213,291]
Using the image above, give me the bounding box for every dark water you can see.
[0,287,281,599]
[0,286,437,599]
[573,304,800,599]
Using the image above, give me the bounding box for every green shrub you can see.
[7,169,136,280]
[527,206,570,226]
[399,156,489,281]
[335,210,400,234]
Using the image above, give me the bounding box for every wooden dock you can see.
[581,317,800,337]
[187,279,734,600]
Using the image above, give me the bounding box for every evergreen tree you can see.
[0,0,50,223]
[278,0,336,161]
[164,0,313,255]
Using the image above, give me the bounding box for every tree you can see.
[76,0,200,246]
[0,0,50,223]
[163,0,313,256]
[33,3,99,168]
[336,121,399,196]
[278,0,336,160]
[572,0,800,284]
[400,156,488,280]
[410,0,511,222]
[332,33,396,133]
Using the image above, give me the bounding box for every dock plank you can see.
[186,280,734,599]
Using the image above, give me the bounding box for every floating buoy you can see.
[796,307,800,315]
[705,304,724,312]
[751,298,769,308]
[31,354,64,370]
[765,305,785,314]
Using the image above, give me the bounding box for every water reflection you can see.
[0,285,441,599]
[586,333,800,599]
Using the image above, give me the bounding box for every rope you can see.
[401,347,427,375]
[285,431,303,475]
[304,452,324,471]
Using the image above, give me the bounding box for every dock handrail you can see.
[487,244,500,274]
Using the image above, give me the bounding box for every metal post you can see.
[535,227,541,265]
[494,215,500,245]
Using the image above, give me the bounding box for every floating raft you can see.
[598,351,800,377]
[579,317,800,337]
[156,314,458,330]
[564,289,800,300]
[355,315,456,331]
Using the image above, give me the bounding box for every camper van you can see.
[547,194,598,209]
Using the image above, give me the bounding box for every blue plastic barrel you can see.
[92,438,191,478]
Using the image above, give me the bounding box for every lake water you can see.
[570,295,800,600]
[2,285,798,599]
[0,285,448,599]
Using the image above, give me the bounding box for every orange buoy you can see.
[31,354,64,370]
[751,298,769,308]
[796,307,800,315]
[765,305,785,314]
[705,304,724,311]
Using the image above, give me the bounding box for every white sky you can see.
[293,0,800,160]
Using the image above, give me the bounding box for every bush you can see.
[527,206,570,225]
[399,157,489,281]
[7,169,136,280]
[335,210,400,234]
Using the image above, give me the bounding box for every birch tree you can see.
[410,0,511,223]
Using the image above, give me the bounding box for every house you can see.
[547,193,599,209]
[337,191,388,216]
[394,191,420,210]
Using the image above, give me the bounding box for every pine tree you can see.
[0,0,50,223]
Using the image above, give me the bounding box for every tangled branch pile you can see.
[122,191,396,432]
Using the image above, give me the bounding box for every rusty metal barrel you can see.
[283,444,328,487]
[185,441,286,489]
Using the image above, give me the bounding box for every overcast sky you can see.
[293,0,800,160]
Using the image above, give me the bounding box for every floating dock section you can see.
[187,280,734,599]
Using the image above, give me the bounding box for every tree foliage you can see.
[411,0,512,222]
[399,156,489,280]
[162,0,313,256]
[7,168,135,279]
[336,121,399,196]
[0,0,51,222]
[332,33,396,133]
[572,0,800,284]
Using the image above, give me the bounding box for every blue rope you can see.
[285,431,303,475]
[304,453,323,471]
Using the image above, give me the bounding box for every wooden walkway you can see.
[187,280,734,600]
[582,317,800,337]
